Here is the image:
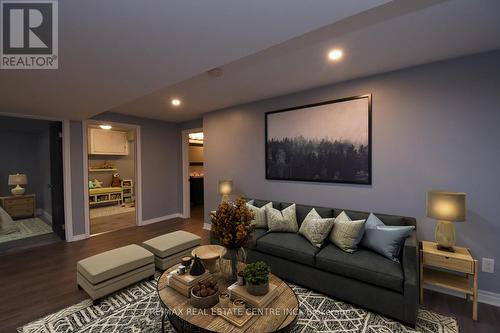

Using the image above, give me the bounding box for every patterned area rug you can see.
[19,274,458,333]
[0,217,52,244]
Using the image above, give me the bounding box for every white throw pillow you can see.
[246,201,273,229]
[299,208,335,248]
[266,204,298,233]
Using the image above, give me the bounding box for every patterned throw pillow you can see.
[266,204,298,233]
[246,201,273,229]
[329,211,365,253]
[299,208,335,248]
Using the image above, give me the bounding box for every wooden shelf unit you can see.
[89,190,123,206]
[89,168,117,172]
[420,240,478,320]
[121,179,134,203]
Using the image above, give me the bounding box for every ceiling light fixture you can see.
[328,49,343,61]
[99,124,112,130]
[171,98,181,106]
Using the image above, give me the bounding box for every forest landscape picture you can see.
[265,95,371,184]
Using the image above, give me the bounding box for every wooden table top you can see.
[157,265,299,333]
[192,244,227,260]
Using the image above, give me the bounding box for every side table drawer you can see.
[5,201,33,210]
[423,252,473,273]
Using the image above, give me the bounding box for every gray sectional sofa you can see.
[213,198,419,326]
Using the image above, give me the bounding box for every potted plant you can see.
[211,197,255,281]
[243,261,271,296]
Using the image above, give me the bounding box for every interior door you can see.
[50,122,66,240]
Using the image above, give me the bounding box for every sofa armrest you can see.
[402,230,418,325]
[403,230,418,285]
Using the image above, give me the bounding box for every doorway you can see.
[83,121,142,235]
[182,128,204,222]
[0,116,65,252]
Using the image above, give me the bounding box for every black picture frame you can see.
[265,94,372,185]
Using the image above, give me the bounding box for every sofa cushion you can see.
[77,244,154,285]
[247,201,272,228]
[315,244,404,292]
[266,204,298,233]
[142,231,201,258]
[334,209,415,227]
[256,232,319,266]
[296,204,334,228]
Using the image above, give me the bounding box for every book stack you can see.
[227,283,279,308]
[168,271,211,298]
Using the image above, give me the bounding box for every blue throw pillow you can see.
[361,213,414,262]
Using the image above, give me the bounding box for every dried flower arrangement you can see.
[211,197,255,249]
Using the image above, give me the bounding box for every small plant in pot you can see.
[243,261,271,296]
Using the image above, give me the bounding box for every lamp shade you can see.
[218,180,233,195]
[427,190,466,222]
[8,173,27,186]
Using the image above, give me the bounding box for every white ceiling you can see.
[111,0,500,122]
[0,0,389,120]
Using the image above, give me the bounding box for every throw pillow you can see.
[361,213,415,262]
[329,211,365,253]
[266,204,298,232]
[299,208,335,248]
[246,201,273,229]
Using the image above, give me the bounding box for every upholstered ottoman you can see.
[77,244,155,303]
[142,231,201,270]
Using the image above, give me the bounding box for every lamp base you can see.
[11,184,25,196]
[437,244,455,253]
[435,220,456,252]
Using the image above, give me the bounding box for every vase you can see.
[222,247,246,282]
[246,281,269,296]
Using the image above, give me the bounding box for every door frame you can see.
[181,127,203,218]
[0,112,73,241]
[82,120,143,236]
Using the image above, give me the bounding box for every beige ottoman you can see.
[142,231,201,270]
[77,244,155,304]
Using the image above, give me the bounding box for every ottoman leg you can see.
[92,299,101,306]
[77,284,83,290]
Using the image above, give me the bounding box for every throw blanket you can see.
[0,206,20,235]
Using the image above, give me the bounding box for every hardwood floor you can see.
[1,206,498,332]
[90,211,136,234]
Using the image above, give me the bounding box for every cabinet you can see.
[88,128,129,155]
[0,194,36,220]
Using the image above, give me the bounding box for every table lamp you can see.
[8,173,28,196]
[426,190,466,252]
[218,180,233,203]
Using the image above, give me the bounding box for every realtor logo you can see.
[1,0,58,69]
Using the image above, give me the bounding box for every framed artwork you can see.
[265,94,372,184]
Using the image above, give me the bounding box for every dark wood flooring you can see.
[90,211,136,235]
[1,206,498,332]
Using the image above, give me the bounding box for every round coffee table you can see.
[191,245,227,273]
[157,265,299,333]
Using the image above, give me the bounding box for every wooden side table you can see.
[0,194,36,220]
[420,240,478,320]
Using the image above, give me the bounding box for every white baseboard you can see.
[141,213,182,226]
[424,285,500,307]
[68,234,88,242]
[203,223,211,231]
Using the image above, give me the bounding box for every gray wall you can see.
[0,116,53,217]
[203,50,500,293]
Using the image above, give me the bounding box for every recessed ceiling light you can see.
[171,98,181,106]
[99,124,112,130]
[328,49,343,61]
